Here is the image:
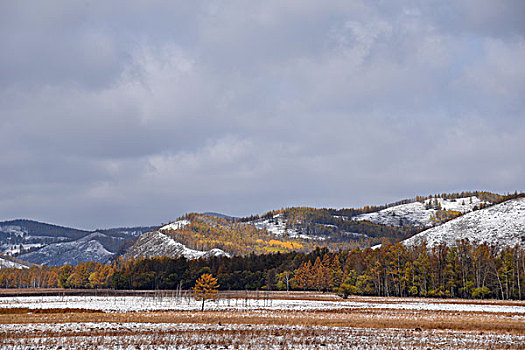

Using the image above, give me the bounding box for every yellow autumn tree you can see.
[192,273,219,311]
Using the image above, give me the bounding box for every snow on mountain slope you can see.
[105,226,157,237]
[160,220,191,231]
[0,257,24,269]
[355,196,485,228]
[252,214,326,241]
[18,232,114,266]
[123,231,230,260]
[0,224,73,255]
[403,198,525,248]
[3,243,44,255]
[0,255,32,269]
[253,214,295,235]
[0,219,100,259]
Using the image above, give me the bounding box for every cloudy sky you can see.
[1,1,524,229]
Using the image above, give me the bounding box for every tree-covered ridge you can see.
[158,192,522,256]
[273,191,518,219]
[243,191,523,241]
[3,241,524,300]
[243,207,419,246]
[161,213,334,255]
[162,213,411,255]
[241,191,516,223]
[282,207,419,240]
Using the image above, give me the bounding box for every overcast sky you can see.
[1,1,524,229]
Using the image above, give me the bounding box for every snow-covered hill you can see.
[18,232,115,266]
[123,231,230,260]
[355,196,486,228]
[402,198,525,248]
[0,254,33,269]
[0,220,89,255]
[0,220,154,266]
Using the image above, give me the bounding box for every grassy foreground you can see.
[0,292,524,349]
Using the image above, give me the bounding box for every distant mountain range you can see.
[1,191,523,268]
[0,220,156,266]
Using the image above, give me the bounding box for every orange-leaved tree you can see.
[192,273,219,311]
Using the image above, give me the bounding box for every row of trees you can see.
[299,242,525,300]
[0,261,115,289]
[1,241,524,300]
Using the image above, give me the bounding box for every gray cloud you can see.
[0,1,524,229]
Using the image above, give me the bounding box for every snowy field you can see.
[2,322,525,350]
[1,294,525,314]
[1,293,524,349]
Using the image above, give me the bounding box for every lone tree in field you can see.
[192,273,219,311]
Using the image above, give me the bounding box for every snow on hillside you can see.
[124,231,230,260]
[403,197,525,248]
[253,214,295,235]
[0,225,26,236]
[0,225,35,255]
[18,232,114,266]
[159,220,191,231]
[0,256,30,269]
[0,222,77,256]
[3,243,44,255]
[252,214,326,241]
[355,196,486,228]
[106,226,157,236]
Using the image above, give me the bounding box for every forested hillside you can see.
[2,191,520,267]
[241,191,517,245]
[161,214,338,255]
[156,211,420,257]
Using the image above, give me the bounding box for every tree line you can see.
[1,241,524,300]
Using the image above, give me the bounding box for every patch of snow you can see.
[253,217,291,236]
[0,256,30,269]
[160,220,191,231]
[252,216,326,241]
[294,234,326,241]
[0,225,27,236]
[2,243,44,255]
[16,235,70,241]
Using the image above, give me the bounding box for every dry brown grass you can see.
[0,307,523,334]
[1,322,524,350]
